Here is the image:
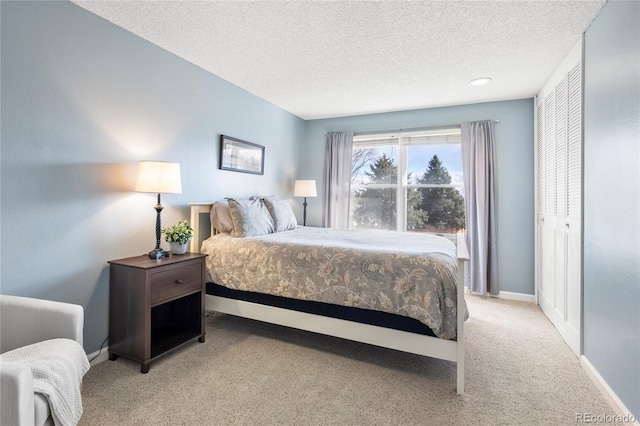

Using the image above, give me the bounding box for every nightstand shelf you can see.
[150,292,202,358]
[151,326,201,359]
[108,253,207,373]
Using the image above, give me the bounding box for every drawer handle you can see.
[175,279,183,284]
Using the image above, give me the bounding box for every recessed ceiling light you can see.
[469,77,492,86]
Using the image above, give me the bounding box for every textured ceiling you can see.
[72,1,605,120]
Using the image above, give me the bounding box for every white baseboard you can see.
[87,346,110,367]
[580,355,639,425]
[491,291,536,303]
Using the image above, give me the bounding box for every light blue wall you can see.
[303,99,535,295]
[0,1,305,353]
[583,0,640,418]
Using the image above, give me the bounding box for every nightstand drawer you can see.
[151,263,201,305]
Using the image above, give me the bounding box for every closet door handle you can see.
[175,279,183,284]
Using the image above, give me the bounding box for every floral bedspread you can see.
[201,227,466,339]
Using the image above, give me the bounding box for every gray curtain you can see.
[461,121,498,296]
[322,131,354,229]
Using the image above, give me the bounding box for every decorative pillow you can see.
[226,198,275,237]
[262,196,297,232]
[210,202,234,234]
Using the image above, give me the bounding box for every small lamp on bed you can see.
[135,161,182,259]
[293,179,317,226]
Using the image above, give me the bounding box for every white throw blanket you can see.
[1,338,90,426]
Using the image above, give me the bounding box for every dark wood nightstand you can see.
[107,253,207,373]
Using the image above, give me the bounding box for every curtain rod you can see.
[324,120,499,135]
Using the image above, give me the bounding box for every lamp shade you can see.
[293,180,317,197]
[135,161,182,194]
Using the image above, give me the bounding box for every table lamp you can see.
[293,180,317,226]
[135,161,182,258]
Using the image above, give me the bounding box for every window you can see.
[349,128,465,233]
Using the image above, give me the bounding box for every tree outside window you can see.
[415,155,465,232]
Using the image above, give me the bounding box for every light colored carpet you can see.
[80,295,618,425]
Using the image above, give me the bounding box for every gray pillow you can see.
[210,202,234,234]
[262,196,297,232]
[226,198,275,237]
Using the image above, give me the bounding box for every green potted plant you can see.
[162,220,194,255]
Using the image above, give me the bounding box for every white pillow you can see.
[262,196,297,232]
[226,198,275,237]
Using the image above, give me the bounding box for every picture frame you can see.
[219,135,265,175]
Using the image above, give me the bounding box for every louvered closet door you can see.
[535,103,545,309]
[535,41,582,357]
[552,77,568,330]
[564,62,582,355]
[539,92,557,322]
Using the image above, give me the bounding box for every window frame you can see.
[350,127,463,232]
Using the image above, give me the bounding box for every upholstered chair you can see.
[0,295,88,425]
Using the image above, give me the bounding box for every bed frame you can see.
[190,203,470,394]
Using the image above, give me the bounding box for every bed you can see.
[190,201,469,393]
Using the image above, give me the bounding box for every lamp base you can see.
[302,197,308,227]
[148,248,170,259]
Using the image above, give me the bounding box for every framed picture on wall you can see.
[219,135,265,175]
